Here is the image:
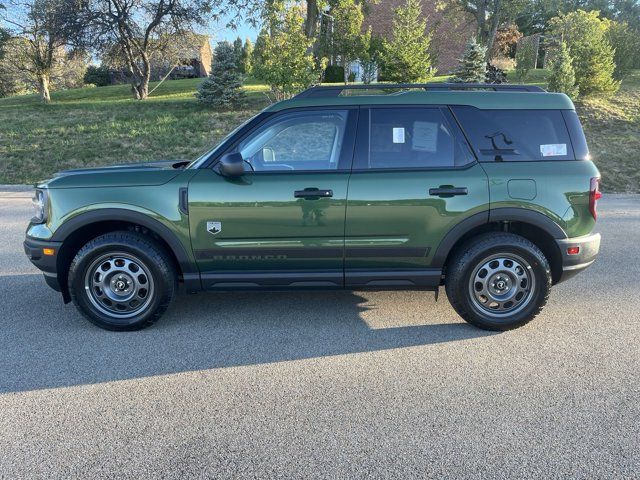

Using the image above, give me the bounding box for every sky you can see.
[208,14,260,43]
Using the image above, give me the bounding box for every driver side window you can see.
[237,110,348,172]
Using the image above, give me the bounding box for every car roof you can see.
[265,90,575,112]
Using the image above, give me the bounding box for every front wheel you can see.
[445,233,551,331]
[68,231,177,331]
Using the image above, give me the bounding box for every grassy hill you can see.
[0,72,638,192]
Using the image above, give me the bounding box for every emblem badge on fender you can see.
[207,221,222,235]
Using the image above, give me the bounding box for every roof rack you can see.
[295,83,546,98]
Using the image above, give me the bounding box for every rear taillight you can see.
[589,177,602,220]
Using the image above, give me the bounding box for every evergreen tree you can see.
[233,36,244,71]
[547,41,579,99]
[452,38,488,83]
[196,41,244,108]
[241,38,253,76]
[549,10,619,96]
[381,0,435,83]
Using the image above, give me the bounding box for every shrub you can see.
[485,63,507,84]
[549,10,619,96]
[196,41,245,108]
[547,42,579,99]
[324,65,345,83]
[452,38,487,83]
[84,65,111,87]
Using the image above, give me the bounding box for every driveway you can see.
[1,191,638,478]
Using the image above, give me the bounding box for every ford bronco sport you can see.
[24,83,602,331]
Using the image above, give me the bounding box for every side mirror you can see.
[218,152,245,177]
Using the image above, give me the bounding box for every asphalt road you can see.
[0,191,638,479]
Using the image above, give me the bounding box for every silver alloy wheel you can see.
[468,253,535,318]
[84,252,155,319]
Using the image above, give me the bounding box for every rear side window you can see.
[357,107,473,170]
[451,106,574,161]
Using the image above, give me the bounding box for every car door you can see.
[344,106,489,288]
[188,107,358,289]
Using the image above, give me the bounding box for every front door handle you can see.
[294,188,333,199]
[429,187,468,197]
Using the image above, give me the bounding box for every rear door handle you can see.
[429,187,468,197]
[294,188,333,199]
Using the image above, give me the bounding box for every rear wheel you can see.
[445,233,551,331]
[68,231,176,331]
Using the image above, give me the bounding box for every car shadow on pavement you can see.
[0,274,497,393]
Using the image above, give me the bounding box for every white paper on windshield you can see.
[540,143,567,157]
[412,121,438,152]
[392,127,405,143]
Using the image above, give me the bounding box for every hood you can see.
[38,160,190,189]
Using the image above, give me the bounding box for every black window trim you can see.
[207,105,360,175]
[351,104,478,173]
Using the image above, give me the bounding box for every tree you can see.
[253,5,324,101]
[0,0,85,102]
[514,36,536,82]
[359,32,383,84]
[547,41,579,98]
[381,0,435,83]
[549,10,619,96]
[446,0,526,56]
[330,0,367,84]
[196,41,244,108]
[232,35,243,70]
[251,28,268,72]
[86,0,256,100]
[605,19,639,79]
[452,37,487,82]
[240,37,253,75]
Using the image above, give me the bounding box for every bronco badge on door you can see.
[207,221,222,235]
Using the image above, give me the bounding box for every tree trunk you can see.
[486,0,502,59]
[38,74,51,103]
[131,55,151,100]
[305,0,319,38]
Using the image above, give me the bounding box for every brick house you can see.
[363,1,476,74]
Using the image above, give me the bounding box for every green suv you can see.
[24,83,602,331]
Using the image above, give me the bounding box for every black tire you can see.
[68,231,177,331]
[445,232,551,331]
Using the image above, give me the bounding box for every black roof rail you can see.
[295,83,546,98]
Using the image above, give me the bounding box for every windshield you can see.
[187,113,262,169]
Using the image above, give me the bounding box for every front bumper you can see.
[23,237,63,292]
[555,232,601,283]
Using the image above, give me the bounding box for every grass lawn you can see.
[0,71,638,192]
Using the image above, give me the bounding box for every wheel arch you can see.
[433,208,566,284]
[51,209,198,302]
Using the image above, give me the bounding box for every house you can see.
[363,1,476,74]
[169,33,212,78]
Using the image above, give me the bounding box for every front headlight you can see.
[31,189,49,224]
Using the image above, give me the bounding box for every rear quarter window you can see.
[451,106,575,161]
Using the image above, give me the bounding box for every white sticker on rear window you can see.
[392,127,405,143]
[540,144,567,157]
[412,121,438,152]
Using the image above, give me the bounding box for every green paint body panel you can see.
[345,164,489,269]
[188,169,349,272]
[482,160,599,238]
